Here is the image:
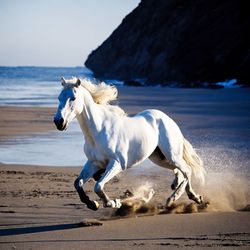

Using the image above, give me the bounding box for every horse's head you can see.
[54,77,84,131]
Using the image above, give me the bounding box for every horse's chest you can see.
[84,143,109,167]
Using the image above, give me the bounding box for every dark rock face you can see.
[85,0,250,86]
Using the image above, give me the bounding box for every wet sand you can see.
[0,87,250,249]
[0,106,55,141]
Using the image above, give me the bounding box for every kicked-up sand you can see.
[0,87,250,249]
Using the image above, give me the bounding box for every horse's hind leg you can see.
[165,158,192,207]
[185,173,203,204]
[149,148,183,190]
[149,147,190,207]
[150,144,202,206]
[167,157,204,207]
[171,168,184,190]
[170,160,203,205]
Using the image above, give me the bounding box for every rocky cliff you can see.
[85,0,250,86]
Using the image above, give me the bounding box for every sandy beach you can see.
[0,87,250,249]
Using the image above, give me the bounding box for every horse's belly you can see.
[126,135,158,168]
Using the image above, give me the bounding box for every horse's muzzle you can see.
[54,117,67,131]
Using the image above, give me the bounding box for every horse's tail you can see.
[183,137,205,185]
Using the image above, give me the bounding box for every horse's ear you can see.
[75,78,81,87]
[61,77,66,86]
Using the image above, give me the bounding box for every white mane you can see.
[80,78,117,105]
[64,77,126,116]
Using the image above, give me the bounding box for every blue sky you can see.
[0,0,140,67]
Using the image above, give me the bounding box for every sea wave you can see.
[0,66,92,106]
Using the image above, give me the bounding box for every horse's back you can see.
[136,109,183,136]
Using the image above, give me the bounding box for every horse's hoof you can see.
[115,199,122,208]
[194,195,203,205]
[166,198,174,208]
[87,200,100,211]
[105,199,122,208]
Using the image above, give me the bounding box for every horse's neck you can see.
[76,90,103,146]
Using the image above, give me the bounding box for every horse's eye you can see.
[71,97,76,101]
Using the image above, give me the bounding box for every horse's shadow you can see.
[0,223,81,236]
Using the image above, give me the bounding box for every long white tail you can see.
[183,138,205,185]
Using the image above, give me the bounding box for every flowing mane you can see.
[61,77,126,116]
[79,78,126,116]
[80,79,116,104]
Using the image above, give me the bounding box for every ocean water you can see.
[0,66,92,107]
[0,67,92,166]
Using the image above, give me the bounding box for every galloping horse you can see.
[54,77,205,210]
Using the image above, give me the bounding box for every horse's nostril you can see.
[54,117,65,130]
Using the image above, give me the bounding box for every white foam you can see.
[215,78,239,88]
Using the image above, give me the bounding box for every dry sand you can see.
[0,87,250,249]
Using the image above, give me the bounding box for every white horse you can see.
[54,77,205,210]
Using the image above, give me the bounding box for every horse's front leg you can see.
[94,159,123,208]
[74,160,100,211]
